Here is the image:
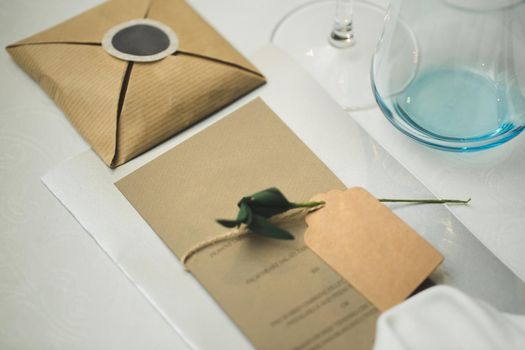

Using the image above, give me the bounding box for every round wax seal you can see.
[102,19,179,62]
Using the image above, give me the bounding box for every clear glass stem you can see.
[330,0,355,48]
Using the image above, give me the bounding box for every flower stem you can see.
[378,198,471,204]
[292,198,470,208]
[291,201,326,208]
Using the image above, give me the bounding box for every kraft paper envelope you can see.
[116,98,379,350]
[6,0,265,167]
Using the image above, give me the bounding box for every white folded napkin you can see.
[374,285,525,350]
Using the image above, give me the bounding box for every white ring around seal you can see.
[102,19,179,62]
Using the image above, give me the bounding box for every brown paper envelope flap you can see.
[6,44,126,164]
[9,0,261,77]
[8,0,150,47]
[304,188,444,311]
[113,55,265,166]
[147,0,260,74]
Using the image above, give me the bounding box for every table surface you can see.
[1,0,523,349]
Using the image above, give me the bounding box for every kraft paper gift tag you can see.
[6,0,265,168]
[117,98,379,350]
[305,188,444,311]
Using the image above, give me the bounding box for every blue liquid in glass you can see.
[394,68,512,141]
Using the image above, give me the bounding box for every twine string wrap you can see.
[180,204,325,270]
[180,196,471,271]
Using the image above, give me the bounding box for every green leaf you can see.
[242,188,293,218]
[236,202,253,225]
[250,187,290,206]
[217,203,253,229]
[248,215,294,240]
[216,219,240,228]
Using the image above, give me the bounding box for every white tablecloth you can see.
[0,0,522,348]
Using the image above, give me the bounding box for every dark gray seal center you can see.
[111,24,171,56]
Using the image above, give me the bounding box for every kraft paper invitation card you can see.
[116,98,379,350]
